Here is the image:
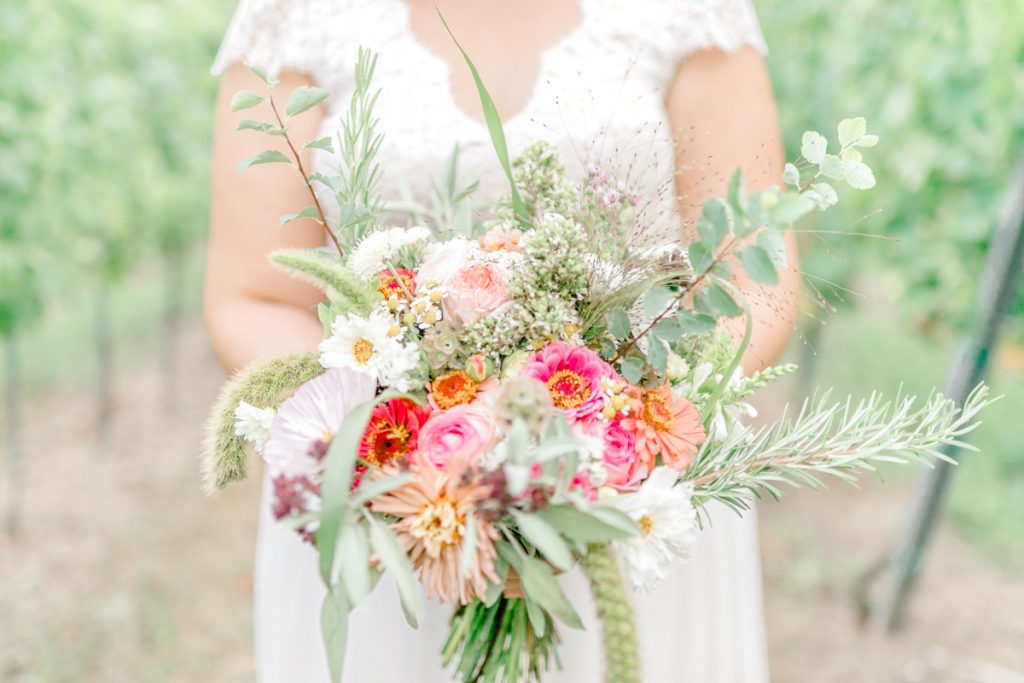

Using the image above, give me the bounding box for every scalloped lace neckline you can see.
[391,0,589,129]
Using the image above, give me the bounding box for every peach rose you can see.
[417,404,497,468]
[444,261,511,326]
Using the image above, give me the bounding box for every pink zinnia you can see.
[619,384,706,471]
[522,341,617,423]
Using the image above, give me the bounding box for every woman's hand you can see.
[205,64,329,373]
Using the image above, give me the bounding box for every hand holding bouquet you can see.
[203,47,991,683]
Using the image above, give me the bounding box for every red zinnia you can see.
[358,398,432,467]
[377,268,417,301]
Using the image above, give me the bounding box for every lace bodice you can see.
[213,0,767,241]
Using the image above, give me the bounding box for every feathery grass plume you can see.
[202,352,324,493]
[580,543,641,683]
[269,249,379,315]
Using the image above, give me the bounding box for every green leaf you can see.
[856,134,879,148]
[230,90,264,112]
[238,150,290,172]
[320,585,350,683]
[842,160,876,189]
[701,199,731,239]
[783,163,801,189]
[277,205,321,226]
[646,336,668,372]
[460,512,478,576]
[727,169,747,217]
[619,356,645,383]
[438,12,530,228]
[246,63,272,85]
[607,308,632,339]
[304,136,334,152]
[818,154,844,180]
[687,241,714,273]
[695,217,725,249]
[286,85,330,117]
[348,471,413,507]
[642,286,675,318]
[695,283,741,318]
[365,511,425,627]
[768,193,815,225]
[804,182,839,210]
[651,317,684,344]
[757,228,788,268]
[537,505,639,543]
[801,130,828,164]
[517,555,583,629]
[510,510,573,571]
[237,119,276,133]
[737,245,779,285]
[336,521,372,605]
[587,505,643,537]
[837,117,867,147]
[676,310,718,335]
[524,597,547,638]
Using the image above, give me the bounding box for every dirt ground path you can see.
[1,324,1021,682]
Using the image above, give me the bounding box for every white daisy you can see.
[319,309,418,388]
[612,466,699,592]
[348,225,431,279]
[233,401,276,454]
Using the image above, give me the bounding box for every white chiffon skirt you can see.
[253,475,770,683]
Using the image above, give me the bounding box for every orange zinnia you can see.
[619,384,706,470]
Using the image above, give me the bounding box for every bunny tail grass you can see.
[201,352,324,494]
[269,249,377,315]
[580,543,641,683]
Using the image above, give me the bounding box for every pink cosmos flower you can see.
[444,261,512,326]
[263,367,376,478]
[521,341,617,423]
[417,403,497,469]
[602,418,646,490]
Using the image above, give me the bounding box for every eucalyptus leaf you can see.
[694,282,741,318]
[365,512,425,627]
[676,310,718,335]
[321,585,350,683]
[651,317,684,344]
[687,241,714,273]
[348,471,413,507]
[524,597,547,638]
[701,199,731,238]
[646,335,668,372]
[642,286,675,318]
[607,308,632,339]
[537,504,639,542]
[619,356,645,384]
[510,510,574,571]
[286,85,330,117]
[737,245,779,285]
[336,521,372,605]
[695,217,725,248]
[518,555,583,629]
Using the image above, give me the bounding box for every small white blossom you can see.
[319,309,420,389]
[348,226,431,279]
[612,467,699,592]
[233,401,276,454]
[666,353,690,382]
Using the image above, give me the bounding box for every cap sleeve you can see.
[641,0,769,84]
[211,0,333,81]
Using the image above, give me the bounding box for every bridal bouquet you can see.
[203,46,990,683]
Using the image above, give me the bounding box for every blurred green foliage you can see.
[760,0,1024,333]
[0,0,227,338]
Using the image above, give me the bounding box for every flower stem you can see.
[580,543,641,683]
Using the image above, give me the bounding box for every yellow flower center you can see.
[546,369,591,410]
[411,497,464,559]
[352,338,374,365]
[639,514,654,536]
[641,391,674,432]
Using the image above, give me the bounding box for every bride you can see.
[205,0,800,680]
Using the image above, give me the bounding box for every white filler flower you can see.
[348,225,431,279]
[319,309,419,389]
[612,466,699,592]
[233,401,276,454]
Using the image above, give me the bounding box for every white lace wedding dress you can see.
[213,1,771,680]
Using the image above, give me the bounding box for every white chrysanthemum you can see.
[319,309,419,389]
[612,467,699,592]
[233,401,276,454]
[348,225,431,279]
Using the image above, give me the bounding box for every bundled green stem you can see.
[201,351,324,492]
[579,543,641,683]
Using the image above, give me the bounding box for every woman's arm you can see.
[667,47,801,374]
[205,64,328,373]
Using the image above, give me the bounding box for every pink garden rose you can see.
[417,403,497,469]
[416,237,478,286]
[522,341,618,423]
[444,261,511,326]
[602,419,645,490]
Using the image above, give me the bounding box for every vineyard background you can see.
[1,0,1022,681]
